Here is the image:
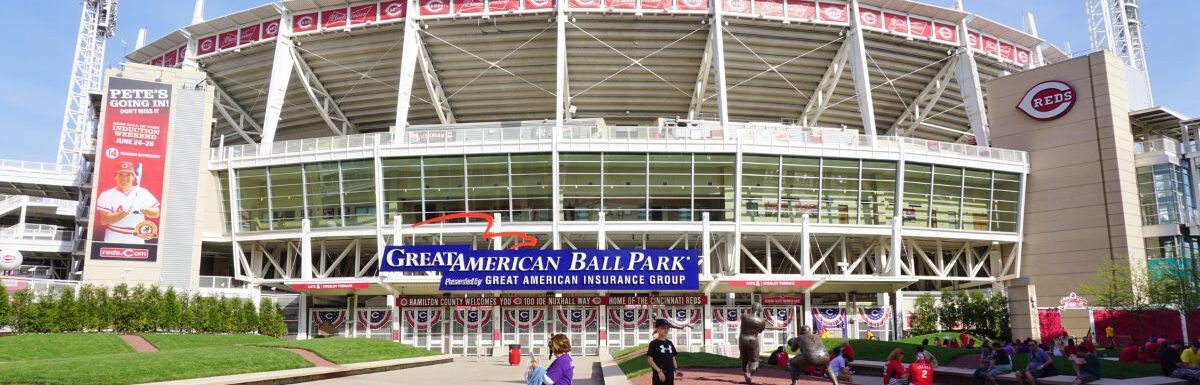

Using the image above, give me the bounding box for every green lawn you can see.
[0,334,133,362]
[1009,354,1160,380]
[139,333,281,350]
[612,344,647,359]
[617,351,741,378]
[254,338,439,364]
[0,346,311,385]
[898,332,987,346]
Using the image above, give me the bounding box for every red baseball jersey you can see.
[909,361,934,385]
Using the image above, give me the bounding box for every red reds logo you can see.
[297,15,315,28]
[264,21,279,37]
[860,12,878,27]
[937,25,953,40]
[385,2,405,16]
[1017,50,1030,64]
[1017,80,1075,121]
[725,0,750,13]
[424,0,447,13]
[820,4,845,21]
[527,0,552,8]
[0,254,15,264]
[200,39,214,52]
[680,0,702,7]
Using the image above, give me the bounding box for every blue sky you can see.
[0,0,1196,162]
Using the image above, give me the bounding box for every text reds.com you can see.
[99,247,150,259]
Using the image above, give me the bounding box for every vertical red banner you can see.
[858,7,882,29]
[293,12,320,32]
[197,36,217,55]
[90,78,172,262]
[817,2,847,23]
[932,22,956,43]
[262,19,281,39]
[380,1,408,19]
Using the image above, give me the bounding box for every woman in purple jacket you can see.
[532,334,575,385]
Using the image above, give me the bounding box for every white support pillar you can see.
[1024,12,1045,67]
[709,0,730,129]
[258,12,295,154]
[732,138,743,274]
[891,216,902,277]
[388,293,400,342]
[17,197,27,233]
[192,0,206,24]
[846,0,878,146]
[182,32,199,71]
[393,0,422,137]
[597,212,606,250]
[250,284,261,311]
[803,291,812,330]
[301,218,313,279]
[374,147,386,253]
[702,212,711,275]
[892,143,905,276]
[493,213,504,250]
[298,293,310,340]
[393,215,404,247]
[953,1,990,146]
[893,289,903,340]
[551,0,566,250]
[800,215,812,275]
[347,293,357,338]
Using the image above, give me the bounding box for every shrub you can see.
[258,298,288,338]
[56,287,80,332]
[0,285,11,328]
[240,299,259,334]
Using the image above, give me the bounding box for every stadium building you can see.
[1,0,1196,355]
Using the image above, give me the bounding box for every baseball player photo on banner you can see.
[89,77,172,262]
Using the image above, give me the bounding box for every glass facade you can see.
[1137,163,1193,226]
[225,153,1020,233]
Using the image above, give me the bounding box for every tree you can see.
[1146,259,1200,310]
[910,293,939,335]
[937,290,965,331]
[1078,258,1143,309]
[989,292,1012,341]
[0,286,12,329]
[240,299,259,334]
[10,289,33,333]
[158,287,182,332]
[109,284,131,332]
[56,287,80,333]
[257,298,288,338]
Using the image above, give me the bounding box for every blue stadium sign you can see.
[379,244,699,291]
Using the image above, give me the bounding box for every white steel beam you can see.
[415,34,455,124]
[846,0,878,146]
[393,0,421,136]
[211,79,263,143]
[552,1,565,249]
[710,0,730,128]
[953,10,990,146]
[258,13,295,155]
[289,45,357,136]
[886,55,959,136]
[800,39,850,125]
[688,30,713,120]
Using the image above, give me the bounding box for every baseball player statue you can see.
[96,161,161,243]
[787,326,838,385]
[739,302,786,385]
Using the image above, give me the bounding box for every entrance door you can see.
[354,308,395,340]
[401,307,446,353]
[502,308,548,355]
[655,307,704,352]
[450,307,495,356]
[606,307,652,352]
[552,307,600,356]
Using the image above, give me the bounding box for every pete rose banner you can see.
[89,78,172,262]
[380,245,699,291]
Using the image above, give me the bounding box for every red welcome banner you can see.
[89,78,172,262]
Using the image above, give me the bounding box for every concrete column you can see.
[301,218,313,279]
[709,0,730,129]
[258,14,295,154]
[393,0,421,137]
[846,0,878,146]
[347,293,357,338]
[597,212,606,250]
[388,294,399,342]
[702,212,711,275]
[893,289,903,340]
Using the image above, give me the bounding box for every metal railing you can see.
[210,120,1027,165]
[198,275,238,289]
[1134,136,1180,155]
[0,159,78,173]
[0,224,74,241]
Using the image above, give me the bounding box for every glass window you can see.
[561,153,601,221]
[742,155,780,223]
[268,165,304,230]
[991,172,1019,232]
[216,171,230,233]
[423,156,465,222]
[382,158,423,225]
[603,153,647,221]
[860,160,896,226]
[648,154,692,221]
[903,164,932,228]
[694,154,734,221]
[781,157,820,223]
[510,154,552,222]
[467,155,510,222]
[305,162,342,228]
[930,165,962,229]
[820,159,859,224]
[962,169,991,231]
[236,167,269,231]
[341,160,376,227]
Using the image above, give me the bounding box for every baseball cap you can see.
[115,162,136,175]
[654,319,670,329]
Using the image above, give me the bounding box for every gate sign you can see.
[1059,292,1088,308]
[1017,80,1075,121]
[381,244,698,291]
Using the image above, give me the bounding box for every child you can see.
[647,319,683,385]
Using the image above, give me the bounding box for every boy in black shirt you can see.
[648,319,683,385]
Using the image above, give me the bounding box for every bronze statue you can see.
[787,325,838,385]
[738,303,785,385]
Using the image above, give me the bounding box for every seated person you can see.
[828,346,854,382]
[1119,345,1139,362]
[1070,345,1101,385]
[769,346,788,368]
[1160,340,1200,385]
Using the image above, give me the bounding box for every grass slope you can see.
[139,333,281,350]
[0,346,310,385]
[818,338,973,365]
[617,351,741,378]
[254,338,439,364]
[0,334,133,362]
[898,332,986,345]
[1009,354,1159,380]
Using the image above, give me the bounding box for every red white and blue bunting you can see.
[608,308,648,329]
[858,307,890,328]
[454,308,493,330]
[556,308,598,330]
[713,307,742,324]
[504,309,544,330]
[657,308,702,326]
[312,310,346,328]
[404,308,442,330]
[813,308,846,328]
[765,307,793,327]
[358,309,392,330]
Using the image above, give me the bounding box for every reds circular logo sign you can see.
[861,12,877,26]
[1017,80,1075,121]
[265,22,279,36]
[385,3,404,16]
[424,0,447,12]
[822,6,844,21]
[937,26,953,40]
[200,40,214,51]
[297,15,315,28]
